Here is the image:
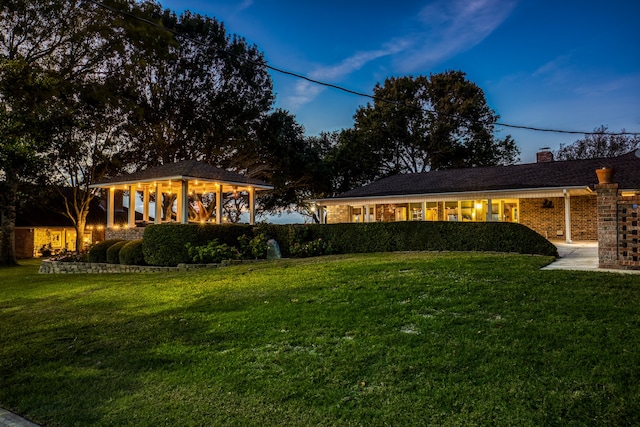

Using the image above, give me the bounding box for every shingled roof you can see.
[333,151,640,199]
[92,160,273,189]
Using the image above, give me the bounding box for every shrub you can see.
[119,240,146,266]
[238,232,268,259]
[88,239,125,263]
[143,223,251,266]
[106,241,129,264]
[140,221,557,266]
[290,238,334,258]
[186,240,241,264]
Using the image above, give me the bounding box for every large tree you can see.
[555,125,640,160]
[0,0,162,257]
[116,8,275,221]
[239,109,332,217]
[0,64,50,265]
[329,71,519,192]
[123,9,274,168]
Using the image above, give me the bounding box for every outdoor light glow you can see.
[475,203,483,209]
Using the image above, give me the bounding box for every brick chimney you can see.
[536,147,554,163]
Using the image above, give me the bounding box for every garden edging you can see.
[39,259,259,274]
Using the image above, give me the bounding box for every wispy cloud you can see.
[237,0,253,12]
[397,0,517,71]
[285,41,410,108]
[285,0,516,109]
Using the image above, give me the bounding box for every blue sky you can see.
[159,0,640,163]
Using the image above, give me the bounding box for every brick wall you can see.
[520,196,597,240]
[520,198,565,239]
[571,195,598,240]
[326,205,351,224]
[617,194,640,269]
[597,184,618,268]
[14,229,34,259]
[596,183,640,270]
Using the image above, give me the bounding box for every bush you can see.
[119,240,146,266]
[106,241,129,264]
[88,239,125,263]
[186,240,241,264]
[143,223,252,266]
[140,221,557,266]
[238,232,268,259]
[290,238,334,258]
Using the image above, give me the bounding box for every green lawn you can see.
[1,253,639,426]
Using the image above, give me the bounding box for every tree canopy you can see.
[328,71,519,193]
[554,125,640,160]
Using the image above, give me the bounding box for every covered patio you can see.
[90,160,273,229]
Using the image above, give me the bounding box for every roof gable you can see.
[92,160,272,189]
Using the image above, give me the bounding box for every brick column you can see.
[596,183,618,268]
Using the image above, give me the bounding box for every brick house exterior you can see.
[313,150,640,244]
[14,192,135,258]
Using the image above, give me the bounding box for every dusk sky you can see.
[158,0,640,163]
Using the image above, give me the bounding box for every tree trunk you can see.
[0,182,18,266]
[75,217,87,253]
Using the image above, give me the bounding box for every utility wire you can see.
[89,0,640,137]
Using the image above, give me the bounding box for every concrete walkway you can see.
[542,241,640,274]
[0,408,40,427]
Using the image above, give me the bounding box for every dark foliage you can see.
[87,239,125,263]
[142,222,557,266]
[143,223,252,266]
[106,241,129,264]
[119,239,146,266]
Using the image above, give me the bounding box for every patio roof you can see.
[90,160,273,190]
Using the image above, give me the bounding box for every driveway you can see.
[542,241,640,274]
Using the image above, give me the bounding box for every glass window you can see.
[409,203,423,221]
[445,202,458,221]
[352,207,362,223]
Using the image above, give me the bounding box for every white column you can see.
[564,190,572,243]
[107,187,114,228]
[143,187,150,222]
[155,185,162,224]
[216,185,223,224]
[180,180,189,224]
[128,186,136,228]
[486,198,492,222]
[318,206,325,224]
[249,187,255,225]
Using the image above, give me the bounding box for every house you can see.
[15,192,139,259]
[312,149,640,243]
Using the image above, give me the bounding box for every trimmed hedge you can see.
[106,241,129,264]
[142,221,557,266]
[119,240,146,266]
[285,222,558,256]
[88,239,125,263]
[143,223,252,266]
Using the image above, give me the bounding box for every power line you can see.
[89,0,640,137]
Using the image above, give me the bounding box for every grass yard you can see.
[1,253,640,426]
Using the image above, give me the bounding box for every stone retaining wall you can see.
[39,259,258,274]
